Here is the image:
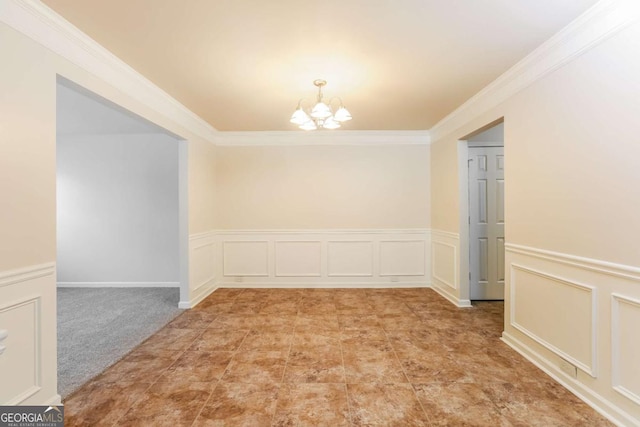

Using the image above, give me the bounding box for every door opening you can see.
[458,120,505,302]
[468,145,504,300]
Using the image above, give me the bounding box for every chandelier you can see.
[290,79,352,130]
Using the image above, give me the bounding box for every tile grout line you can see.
[188,287,251,426]
[268,304,299,426]
[109,324,206,426]
[339,294,360,427]
[381,297,435,427]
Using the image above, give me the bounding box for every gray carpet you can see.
[57,287,183,398]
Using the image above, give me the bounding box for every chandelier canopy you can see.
[290,79,352,130]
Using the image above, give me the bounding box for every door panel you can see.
[469,146,505,300]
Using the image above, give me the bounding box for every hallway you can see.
[62,288,611,426]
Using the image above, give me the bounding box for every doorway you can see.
[55,76,189,397]
[468,145,504,300]
[458,120,505,302]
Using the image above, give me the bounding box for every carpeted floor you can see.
[57,287,182,398]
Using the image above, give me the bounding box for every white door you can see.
[469,146,505,300]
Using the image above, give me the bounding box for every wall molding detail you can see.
[213,229,431,288]
[505,243,640,422]
[0,263,55,288]
[430,0,640,141]
[0,0,219,144]
[611,293,640,406]
[0,295,42,405]
[509,263,597,377]
[505,243,640,282]
[184,232,217,308]
[430,230,469,307]
[502,332,635,427]
[215,131,430,146]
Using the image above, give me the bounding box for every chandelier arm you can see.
[326,97,344,109]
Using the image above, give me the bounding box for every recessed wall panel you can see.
[612,294,640,404]
[275,241,322,277]
[0,297,39,404]
[223,241,269,276]
[380,240,425,277]
[327,241,373,277]
[511,264,595,376]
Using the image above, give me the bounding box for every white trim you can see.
[56,282,180,288]
[611,293,640,406]
[213,228,430,236]
[502,331,633,427]
[326,240,374,278]
[505,243,640,281]
[43,394,62,406]
[430,0,640,141]
[431,283,472,308]
[509,263,597,377]
[0,0,219,144]
[218,281,430,289]
[431,241,457,289]
[0,263,55,288]
[179,281,217,309]
[216,130,430,146]
[429,229,459,240]
[0,295,42,405]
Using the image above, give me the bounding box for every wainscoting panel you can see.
[275,241,322,277]
[430,230,465,306]
[327,241,373,277]
[185,232,217,308]
[0,263,57,405]
[222,241,269,277]
[215,230,430,287]
[510,263,596,376]
[503,243,640,426]
[379,241,426,276]
[611,293,640,405]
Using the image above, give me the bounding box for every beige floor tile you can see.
[272,383,350,426]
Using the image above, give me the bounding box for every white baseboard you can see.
[432,284,472,308]
[179,281,217,309]
[501,331,635,427]
[44,394,62,406]
[57,281,180,288]
[217,281,431,289]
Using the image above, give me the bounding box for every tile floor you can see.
[63,288,612,426]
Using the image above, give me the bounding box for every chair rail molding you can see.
[503,243,640,426]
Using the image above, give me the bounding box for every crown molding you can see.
[215,130,431,146]
[0,0,220,144]
[429,0,640,142]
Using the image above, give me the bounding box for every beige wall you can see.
[215,144,430,230]
[430,19,640,424]
[0,21,217,404]
[0,22,216,273]
[431,20,640,266]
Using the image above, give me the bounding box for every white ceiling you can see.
[44,0,600,132]
[56,79,167,136]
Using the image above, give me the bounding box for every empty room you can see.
[1,0,639,426]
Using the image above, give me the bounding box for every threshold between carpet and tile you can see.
[57,287,183,397]
[62,288,611,426]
